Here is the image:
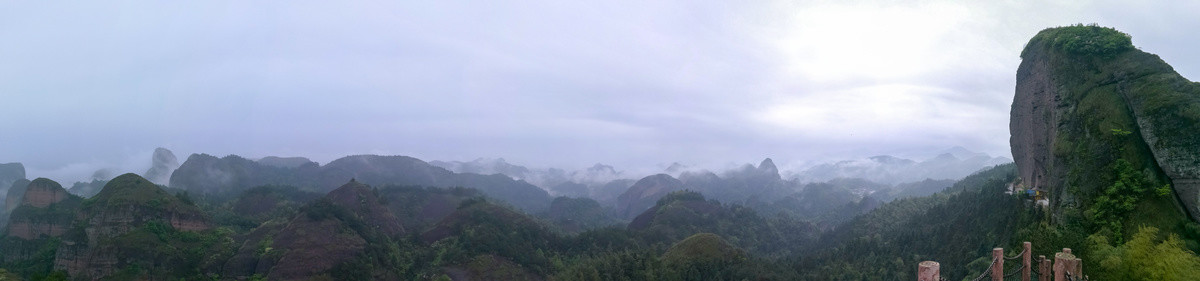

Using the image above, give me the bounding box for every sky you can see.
[2,0,1199,183]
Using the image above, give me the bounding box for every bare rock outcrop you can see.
[53,173,211,279]
[5,178,80,240]
[1010,25,1200,220]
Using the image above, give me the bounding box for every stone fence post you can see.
[1039,255,1050,281]
[918,261,939,281]
[1022,242,1031,281]
[992,248,1003,281]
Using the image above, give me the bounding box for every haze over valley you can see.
[2,1,1200,280]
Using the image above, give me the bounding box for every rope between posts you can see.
[1004,248,1026,260]
[1004,263,1024,277]
[970,257,997,281]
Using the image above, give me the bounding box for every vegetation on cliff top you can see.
[1022,23,1133,58]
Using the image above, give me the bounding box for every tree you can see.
[1088,227,1200,281]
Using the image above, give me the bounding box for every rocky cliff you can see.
[5,178,81,240]
[1010,25,1200,220]
[53,173,211,279]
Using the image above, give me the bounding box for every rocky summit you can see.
[1010,25,1200,219]
[5,178,80,240]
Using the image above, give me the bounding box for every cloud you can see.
[1,0,1197,176]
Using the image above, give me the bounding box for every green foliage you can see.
[1088,227,1200,280]
[432,202,563,275]
[630,191,818,258]
[1020,22,1199,262]
[660,233,745,264]
[542,196,622,233]
[29,271,65,281]
[794,164,1025,280]
[0,269,19,281]
[655,190,705,206]
[0,237,63,279]
[1087,159,1162,240]
[1025,24,1133,57]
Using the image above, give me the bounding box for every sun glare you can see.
[771,2,969,82]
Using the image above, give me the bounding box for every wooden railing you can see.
[917,242,1086,281]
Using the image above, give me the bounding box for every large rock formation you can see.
[616,174,685,219]
[676,158,794,207]
[321,179,405,237]
[1010,25,1200,220]
[170,153,314,195]
[53,173,211,279]
[143,147,179,185]
[5,178,81,240]
[17,178,71,208]
[223,180,405,280]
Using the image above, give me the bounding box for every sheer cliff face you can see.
[53,174,211,278]
[5,178,80,240]
[1010,26,1200,220]
[1010,45,1060,195]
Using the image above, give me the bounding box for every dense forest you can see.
[3,161,1194,280]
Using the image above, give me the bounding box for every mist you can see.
[3,1,1200,185]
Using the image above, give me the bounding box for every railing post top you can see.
[919,261,939,267]
[1024,241,1031,247]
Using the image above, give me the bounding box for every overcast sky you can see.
[2,0,1198,182]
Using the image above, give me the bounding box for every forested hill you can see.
[793,164,1028,279]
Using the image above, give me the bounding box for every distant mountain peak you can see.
[588,163,616,173]
[937,146,994,160]
[758,158,780,179]
[144,147,179,185]
[665,162,688,173]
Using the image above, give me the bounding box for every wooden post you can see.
[1022,242,1031,281]
[1054,248,1075,281]
[1039,255,1050,281]
[1071,257,1083,279]
[992,248,1003,281]
[918,261,939,281]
